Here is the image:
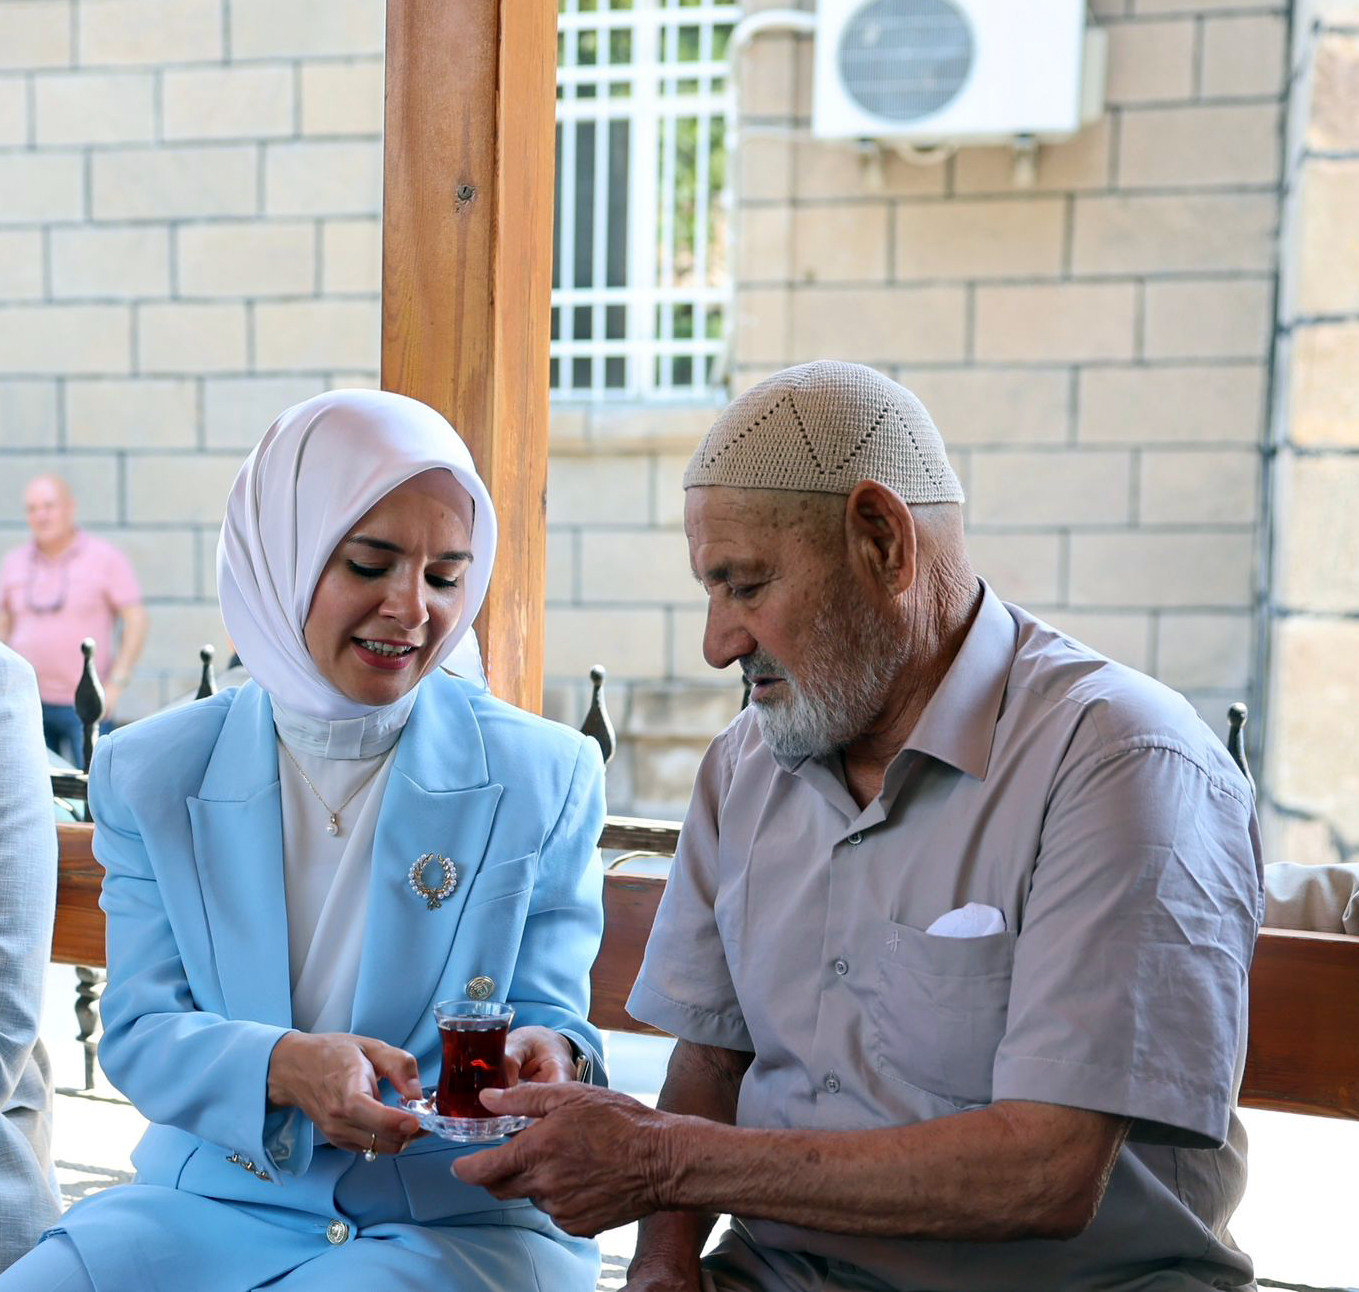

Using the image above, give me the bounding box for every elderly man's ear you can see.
[845,480,918,596]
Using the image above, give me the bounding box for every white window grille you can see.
[553,0,740,402]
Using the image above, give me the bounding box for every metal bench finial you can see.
[581,665,616,765]
[196,644,218,699]
[1226,702,1255,797]
[70,639,109,1089]
[74,638,105,773]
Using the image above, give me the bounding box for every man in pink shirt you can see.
[0,475,147,768]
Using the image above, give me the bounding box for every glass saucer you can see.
[399,1089,531,1143]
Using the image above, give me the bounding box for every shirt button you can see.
[833,958,849,976]
[846,832,863,846]
[825,1072,841,1094]
[325,1220,350,1245]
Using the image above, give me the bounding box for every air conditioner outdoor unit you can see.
[812,0,1101,145]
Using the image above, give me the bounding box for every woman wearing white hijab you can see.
[0,391,607,1292]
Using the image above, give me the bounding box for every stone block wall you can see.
[1264,0,1359,868]
[721,0,1288,801]
[0,0,388,716]
[0,0,1313,823]
[540,406,746,818]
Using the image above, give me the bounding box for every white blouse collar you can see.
[270,689,416,759]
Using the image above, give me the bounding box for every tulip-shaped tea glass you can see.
[399,999,531,1143]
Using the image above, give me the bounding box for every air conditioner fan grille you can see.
[836,0,975,123]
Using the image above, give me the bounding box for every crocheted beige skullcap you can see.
[683,361,963,503]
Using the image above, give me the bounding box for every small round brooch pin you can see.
[409,854,457,910]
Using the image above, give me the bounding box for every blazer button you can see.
[326,1220,350,1245]
[466,976,495,1000]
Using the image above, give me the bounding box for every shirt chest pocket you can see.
[870,920,1015,1109]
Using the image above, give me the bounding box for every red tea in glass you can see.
[433,999,513,1118]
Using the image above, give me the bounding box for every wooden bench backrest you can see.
[1239,927,1359,1118]
[53,824,103,967]
[53,823,1359,1120]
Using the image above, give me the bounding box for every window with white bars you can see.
[553,0,741,403]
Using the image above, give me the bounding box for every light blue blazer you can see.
[0,646,61,1272]
[48,671,606,1290]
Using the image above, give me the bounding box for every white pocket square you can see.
[926,902,1007,938]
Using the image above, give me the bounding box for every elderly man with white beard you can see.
[456,361,1264,1292]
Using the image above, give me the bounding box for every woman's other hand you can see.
[503,1026,578,1085]
[267,1031,422,1156]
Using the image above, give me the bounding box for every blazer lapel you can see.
[186,684,293,1029]
[349,674,503,1048]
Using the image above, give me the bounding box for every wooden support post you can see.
[381,0,558,712]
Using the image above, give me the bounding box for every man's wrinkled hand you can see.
[452,1083,675,1236]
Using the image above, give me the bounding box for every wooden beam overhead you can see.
[381,0,558,712]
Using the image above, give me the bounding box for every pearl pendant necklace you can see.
[280,742,384,836]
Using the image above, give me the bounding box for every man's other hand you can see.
[622,1248,709,1291]
[623,1270,706,1291]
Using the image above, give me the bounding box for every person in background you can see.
[0,476,147,766]
[0,643,62,1270]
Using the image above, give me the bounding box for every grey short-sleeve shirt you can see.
[628,584,1262,1292]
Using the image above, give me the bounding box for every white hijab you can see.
[217,389,497,722]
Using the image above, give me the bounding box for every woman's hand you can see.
[267,1031,423,1156]
[503,1026,579,1085]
